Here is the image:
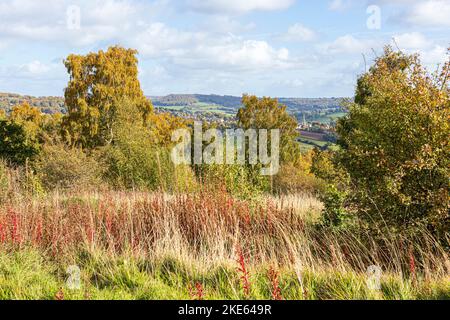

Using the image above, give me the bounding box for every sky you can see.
[0,0,449,98]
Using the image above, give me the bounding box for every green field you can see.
[298,136,338,153]
[158,103,235,116]
[299,142,316,153]
[312,112,347,124]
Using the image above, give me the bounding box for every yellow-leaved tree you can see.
[237,95,300,164]
[62,46,153,148]
[0,102,43,165]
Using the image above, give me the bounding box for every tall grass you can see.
[0,161,448,300]
[0,188,448,300]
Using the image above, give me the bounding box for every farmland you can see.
[1,92,347,124]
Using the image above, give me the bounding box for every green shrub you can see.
[35,143,102,191]
[311,149,352,228]
[336,47,449,236]
[195,163,269,199]
[273,152,325,195]
[319,185,349,228]
[0,160,9,201]
[103,143,196,192]
[0,160,44,199]
[101,97,197,192]
[20,165,45,197]
[0,119,41,166]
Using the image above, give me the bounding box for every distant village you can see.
[297,114,334,131]
[156,107,339,153]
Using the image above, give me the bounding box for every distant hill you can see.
[150,94,348,124]
[150,94,346,112]
[0,92,348,123]
[0,92,65,114]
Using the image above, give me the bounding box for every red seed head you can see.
[236,246,251,298]
[268,267,282,300]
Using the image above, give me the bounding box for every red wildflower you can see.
[188,282,205,300]
[55,288,64,301]
[268,267,283,300]
[236,246,251,298]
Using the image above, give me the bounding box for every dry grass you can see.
[0,159,449,300]
[1,190,448,281]
[268,193,323,222]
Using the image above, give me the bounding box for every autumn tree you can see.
[10,102,42,123]
[336,47,449,236]
[231,95,301,194]
[148,112,188,147]
[100,98,195,191]
[62,46,153,148]
[237,95,300,164]
[0,102,43,165]
[10,102,43,138]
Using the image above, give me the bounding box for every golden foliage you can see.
[148,112,188,146]
[62,46,153,148]
[237,95,300,163]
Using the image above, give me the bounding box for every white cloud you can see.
[274,78,304,88]
[0,0,300,95]
[171,38,294,71]
[147,65,168,78]
[0,0,448,98]
[132,22,205,57]
[281,24,317,42]
[87,0,137,24]
[325,35,380,54]
[400,0,450,28]
[197,16,256,34]
[185,0,295,14]
[128,22,297,72]
[0,59,64,81]
[0,40,8,51]
[205,40,291,69]
[393,32,432,50]
[0,0,164,46]
[419,45,448,66]
[20,61,51,75]
[389,32,448,69]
